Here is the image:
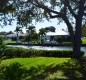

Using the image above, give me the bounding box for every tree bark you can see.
[16,32,19,44]
[72,0,85,58]
[63,15,82,58]
[72,34,81,58]
[72,17,82,58]
[62,15,74,43]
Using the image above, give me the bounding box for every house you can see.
[6,33,26,40]
[41,31,69,44]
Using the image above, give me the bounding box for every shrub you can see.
[0,46,84,59]
[0,62,25,80]
[0,37,6,59]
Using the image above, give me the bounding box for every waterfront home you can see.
[6,33,26,40]
[41,31,69,44]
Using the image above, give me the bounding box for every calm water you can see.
[8,45,86,56]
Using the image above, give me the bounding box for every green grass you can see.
[0,57,70,68]
[82,38,86,44]
[3,39,40,44]
[3,40,16,44]
[0,57,84,80]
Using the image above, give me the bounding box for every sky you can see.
[0,18,67,34]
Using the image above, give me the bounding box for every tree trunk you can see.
[63,16,82,58]
[29,30,32,44]
[16,32,19,44]
[30,34,32,44]
[72,35,81,58]
[72,0,85,58]
[72,18,82,58]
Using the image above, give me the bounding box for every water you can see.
[8,45,86,56]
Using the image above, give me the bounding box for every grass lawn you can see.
[3,39,40,45]
[0,57,84,80]
[82,38,86,44]
[3,40,16,44]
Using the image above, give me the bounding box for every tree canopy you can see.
[0,0,15,26]
[39,26,56,36]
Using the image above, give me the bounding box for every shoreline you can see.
[6,43,86,47]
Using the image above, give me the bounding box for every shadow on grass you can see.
[0,59,85,80]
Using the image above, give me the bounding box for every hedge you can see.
[0,46,84,59]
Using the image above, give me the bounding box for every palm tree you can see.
[26,26,35,44]
[39,28,47,44]
[39,26,56,43]
[14,26,22,44]
[39,28,47,36]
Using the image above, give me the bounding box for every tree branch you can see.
[48,13,62,18]
[83,13,86,16]
[77,0,85,17]
[62,15,74,44]
[65,0,77,19]
[84,6,86,10]
[32,0,63,18]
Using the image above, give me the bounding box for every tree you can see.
[39,26,55,36]
[39,26,55,43]
[1,0,86,58]
[45,26,56,32]
[14,26,22,43]
[0,0,15,27]
[0,31,7,35]
[26,26,35,44]
[7,31,14,35]
[39,28,47,43]
[49,26,56,32]
[39,28,47,36]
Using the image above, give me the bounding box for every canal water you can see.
[8,45,86,56]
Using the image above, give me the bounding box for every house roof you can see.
[46,31,69,36]
[6,33,27,37]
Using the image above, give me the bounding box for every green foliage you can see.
[0,37,6,59]
[0,0,15,26]
[82,24,86,37]
[39,26,56,36]
[0,46,84,59]
[12,37,17,41]
[45,26,56,32]
[82,38,86,44]
[0,62,25,80]
[39,28,47,36]
[56,36,63,43]
[0,58,84,80]
[56,36,71,43]
[4,40,16,44]
[15,26,22,32]
[0,36,5,44]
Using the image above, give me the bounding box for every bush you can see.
[0,46,84,59]
[0,37,6,59]
[0,62,25,80]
